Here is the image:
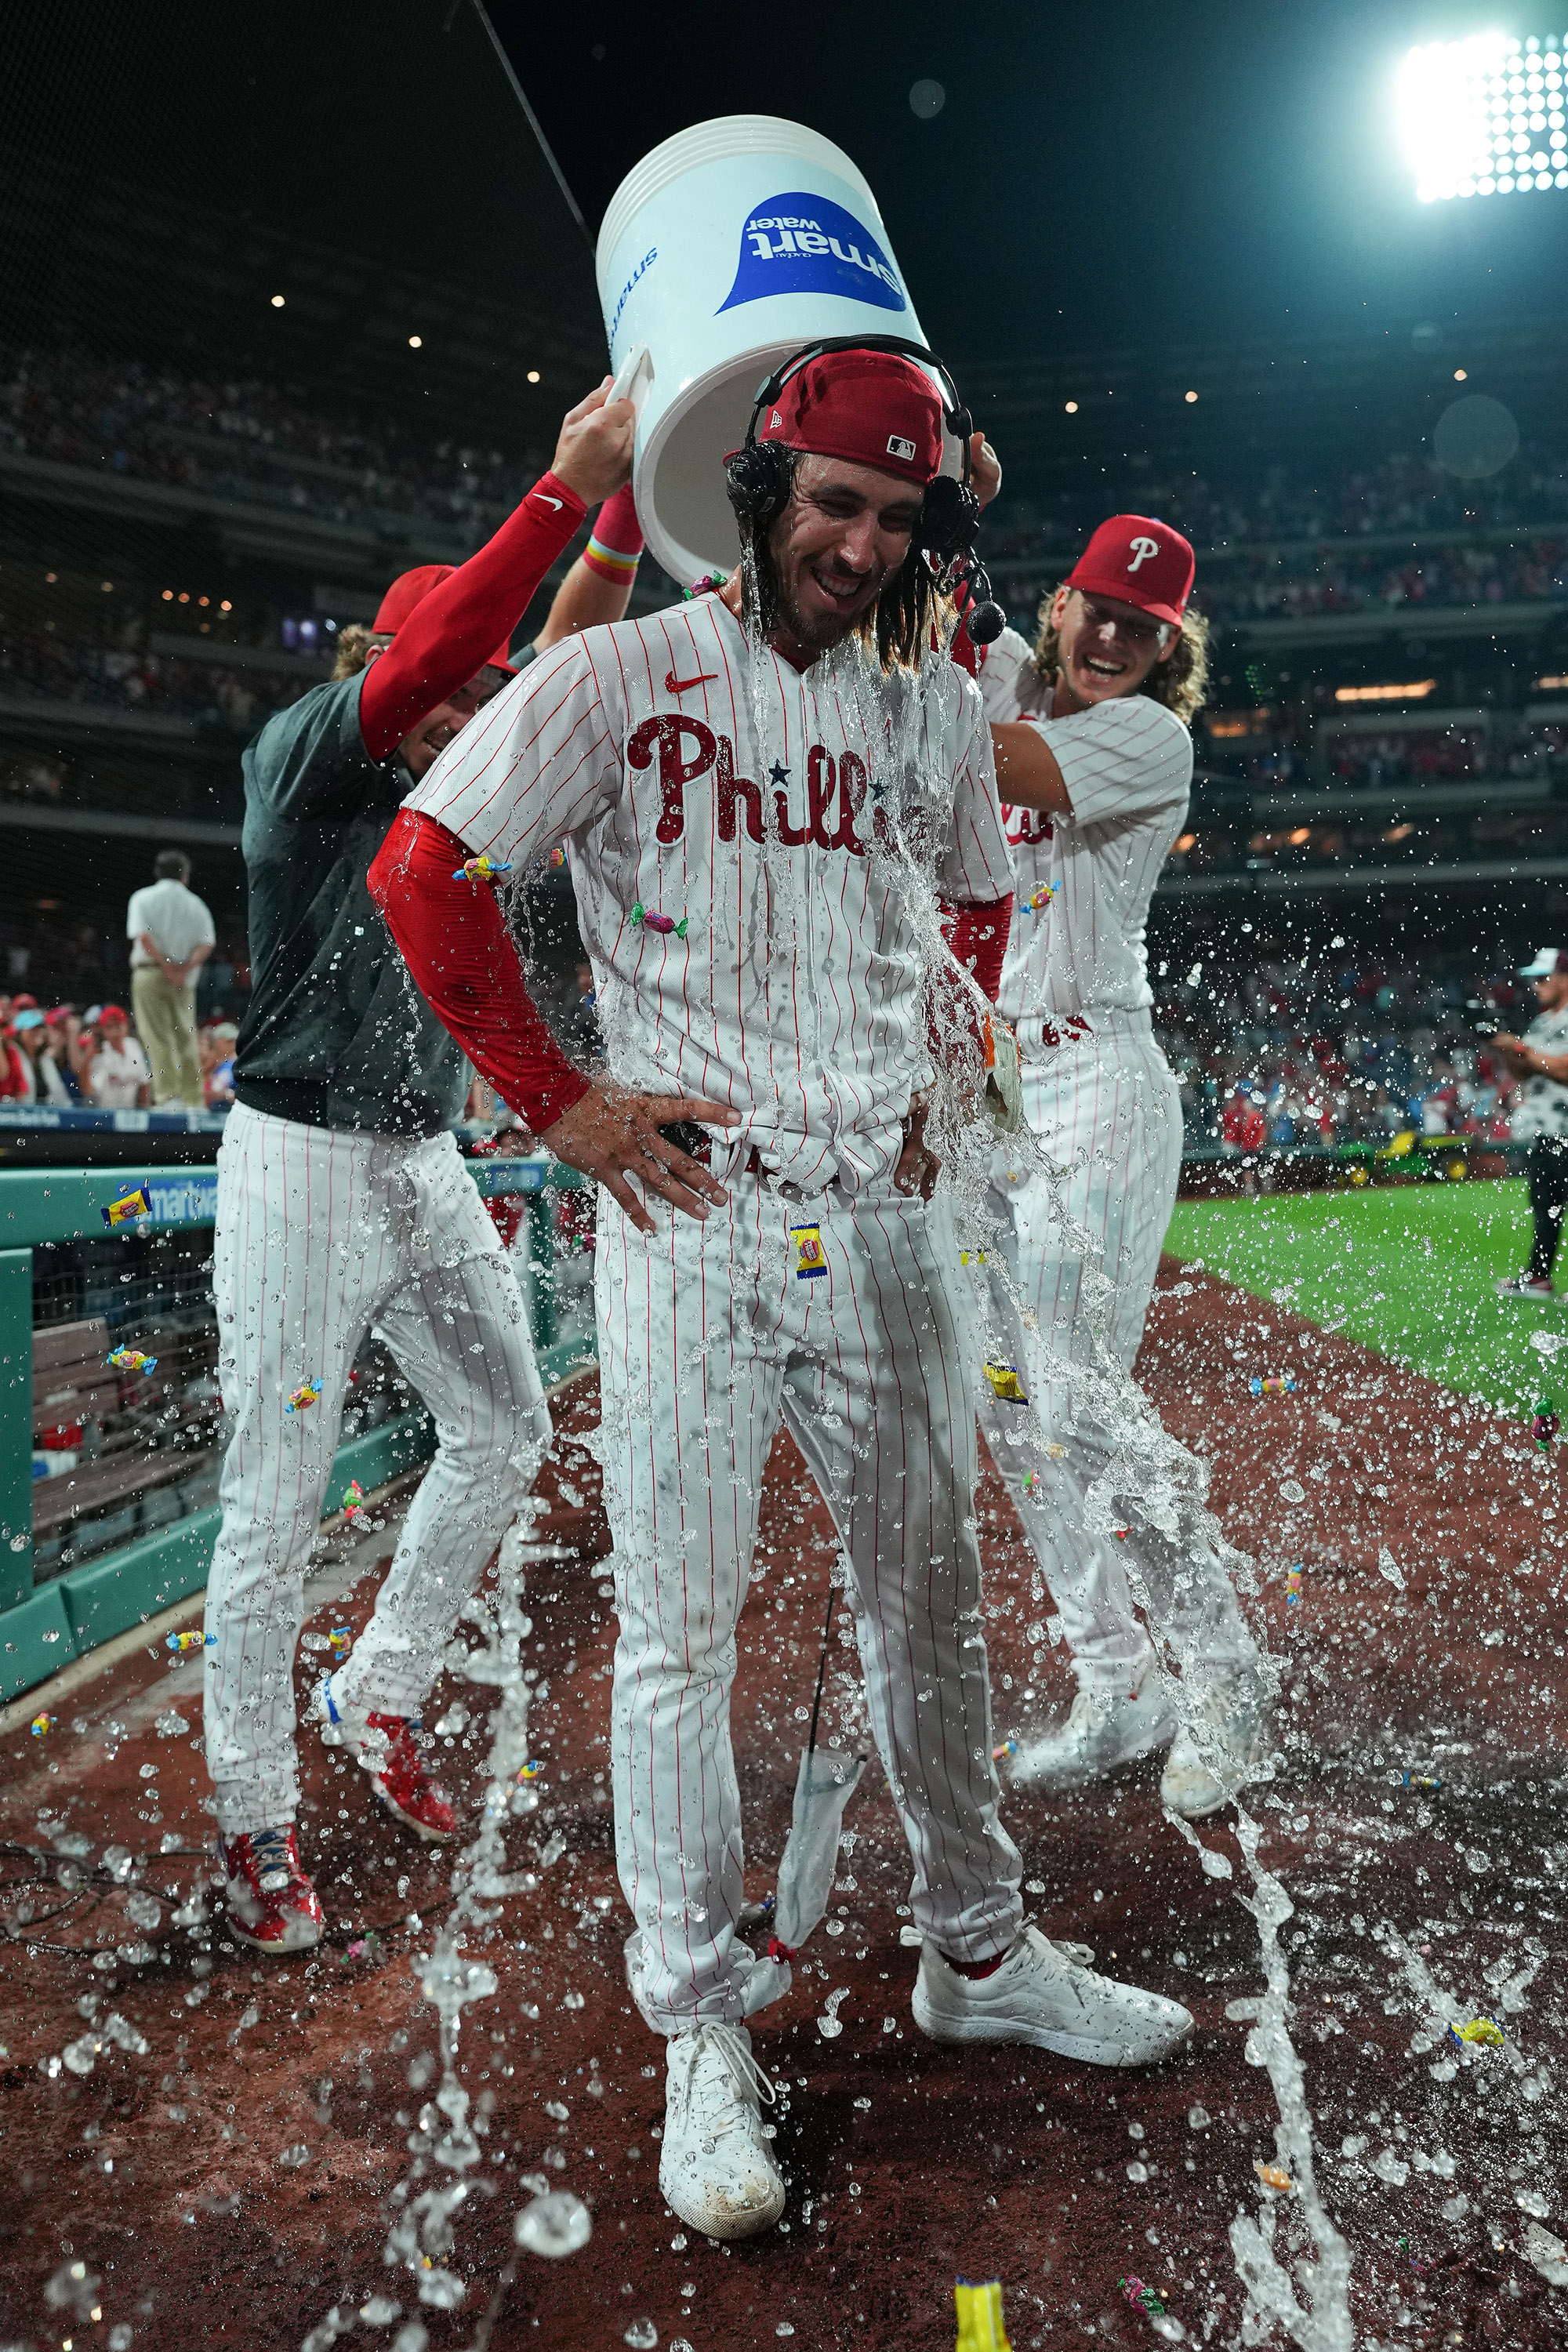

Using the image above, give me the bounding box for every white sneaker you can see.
[913,1926,1193,2067]
[659,2024,786,2241]
[1160,1680,1265,1820]
[1008,1676,1175,1789]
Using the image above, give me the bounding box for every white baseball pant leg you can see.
[203,1104,551,1835]
[973,1021,1258,1694]
[597,1173,1022,2034]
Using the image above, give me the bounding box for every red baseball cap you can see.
[99,1004,129,1025]
[1067,514,1195,628]
[372,564,517,675]
[749,349,946,488]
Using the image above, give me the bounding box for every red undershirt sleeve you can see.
[943,896,1012,1005]
[931,894,1013,1069]
[359,473,586,762]
[368,808,592,1134]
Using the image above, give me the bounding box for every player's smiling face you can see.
[764,453,924,662]
[371,657,510,780]
[1049,586,1174,713]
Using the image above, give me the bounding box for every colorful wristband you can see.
[582,483,644,585]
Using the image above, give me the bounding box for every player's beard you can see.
[752,524,881,659]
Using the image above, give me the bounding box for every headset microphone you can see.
[724,334,1006,643]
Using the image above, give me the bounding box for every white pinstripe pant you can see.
[596,1172,1022,2034]
[972,1019,1256,1690]
[202,1103,551,1835]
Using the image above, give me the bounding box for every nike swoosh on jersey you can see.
[534,494,564,510]
[666,669,719,695]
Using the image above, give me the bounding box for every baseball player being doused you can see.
[953,503,1272,1815]
[201,376,653,1956]
[372,346,1196,2244]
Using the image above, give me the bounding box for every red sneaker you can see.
[218,1826,323,1953]
[361,1711,459,1842]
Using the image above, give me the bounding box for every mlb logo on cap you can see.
[1067,513,1196,627]
[887,434,916,461]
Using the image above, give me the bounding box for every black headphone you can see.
[724,333,1005,645]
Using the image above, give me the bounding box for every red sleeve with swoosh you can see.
[368,808,592,1133]
[359,473,586,762]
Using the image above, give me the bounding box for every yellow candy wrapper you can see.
[955,2278,1011,2352]
[791,1223,827,1281]
[103,1187,151,1229]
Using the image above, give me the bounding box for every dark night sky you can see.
[492,0,1568,366]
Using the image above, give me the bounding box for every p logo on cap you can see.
[1066,513,1196,627]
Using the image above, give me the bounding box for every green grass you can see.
[1163,1178,1563,1414]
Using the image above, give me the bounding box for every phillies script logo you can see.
[628,715,881,852]
[718,190,906,316]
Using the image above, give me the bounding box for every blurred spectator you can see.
[200,1020,238,1108]
[13,1007,71,1104]
[45,1008,84,1102]
[0,1013,28,1099]
[127,848,214,1108]
[83,1004,150,1108]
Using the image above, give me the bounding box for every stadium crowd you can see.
[0,993,238,1111]
[1161,951,1530,1149]
[989,446,1568,562]
[3,349,552,549]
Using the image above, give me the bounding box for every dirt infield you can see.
[3,1266,1566,2351]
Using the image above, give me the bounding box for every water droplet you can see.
[1188,2105,1211,2130]
[514,2190,592,2258]
[1127,2160,1149,2183]
[276,2142,311,2169]
[1517,2187,1552,2219]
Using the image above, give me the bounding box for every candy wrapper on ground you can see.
[1120,2275,1166,2316]
[1531,1396,1559,1449]
[285,1377,323,1414]
[955,2278,1012,2350]
[1250,1374,1296,1396]
[106,1346,157,1374]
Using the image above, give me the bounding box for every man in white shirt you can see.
[85,1004,151,1109]
[126,849,216,1109]
[1493,946,1568,1297]
[962,514,1269,1818]
[376,350,1194,2244]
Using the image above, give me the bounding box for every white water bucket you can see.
[596,115,931,586]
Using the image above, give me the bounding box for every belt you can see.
[657,1122,805,1200]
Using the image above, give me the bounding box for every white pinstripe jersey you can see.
[406,592,1014,1197]
[976,626,1192,1025]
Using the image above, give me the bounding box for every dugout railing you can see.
[0,1153,593,1703]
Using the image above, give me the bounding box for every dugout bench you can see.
[0,1153,595,1702]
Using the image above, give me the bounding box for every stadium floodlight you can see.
[1396,30,1568,199]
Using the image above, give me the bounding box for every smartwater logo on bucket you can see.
[717,191,906,315]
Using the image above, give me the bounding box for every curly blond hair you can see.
[332,623,380,681]
[1029,586,1210,728]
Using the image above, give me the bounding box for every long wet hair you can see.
[741,447,948,674]
[1031,586,1211,727]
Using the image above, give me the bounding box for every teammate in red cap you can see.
[201,375,674,1958]
[372,342,1194,2245]
[954,503,1271,1819]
